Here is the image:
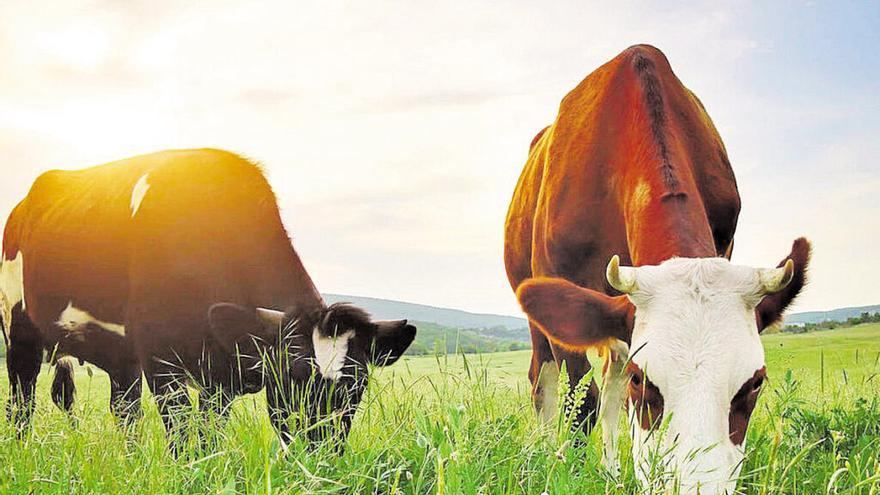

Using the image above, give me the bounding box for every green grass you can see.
[1,324,879,494]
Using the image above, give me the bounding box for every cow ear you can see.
[516,277,634,349]
[208,303,280,352]
[370,320,417,366]
[756,238,811,332]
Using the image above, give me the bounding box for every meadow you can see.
[0,324,878,494]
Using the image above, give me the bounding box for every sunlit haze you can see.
[1,1,877,316]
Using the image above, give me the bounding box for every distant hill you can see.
[784,305,880,326]
[402,321,529,355]
[322,294,528,331]
[324,293,879,342]
[322,294,531,355]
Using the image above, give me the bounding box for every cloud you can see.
[236,88,300,107]
[360,88,513,114]
[0,1,875,316]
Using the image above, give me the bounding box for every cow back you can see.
[505,45,740,294]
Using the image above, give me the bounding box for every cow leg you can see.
[528,322,559,425]
[145,368,191,455]
[598,341,629,477]
[552,345,600,438]
[109,363,142,425]
[194,385,232,452]
[266,373,295,448]
[5,306,43,433]
[6,339,42,432]
[198,386,232,418]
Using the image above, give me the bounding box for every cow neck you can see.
[255,233,325,317]
[620,170,717,266]
[597,45,720,267]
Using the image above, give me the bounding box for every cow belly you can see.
[20,260,130,361]
[24,282,128,338]
[19,226,130,339]
[4,248,129,347]
[56,302,125,336]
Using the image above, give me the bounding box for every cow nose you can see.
[677,481,728,495]
[675,448,740,495]
[679,471,739,495]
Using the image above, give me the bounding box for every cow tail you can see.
[51,356,77,412]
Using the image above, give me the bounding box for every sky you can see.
[0,1,877,317]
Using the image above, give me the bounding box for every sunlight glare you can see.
[36,23,111,70]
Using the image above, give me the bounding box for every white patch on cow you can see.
[130,173,151,217]
[312,327,354,380]
[624,257,766,495]
[535,361,559,426]
[0,252,25,330]
[56,301,126,336]
[599,341,629,477]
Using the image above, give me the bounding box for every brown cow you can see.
[1,149,416,449]
[504,45,809,493]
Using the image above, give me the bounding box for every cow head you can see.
[517,238,810,494]
[207,302,416,447]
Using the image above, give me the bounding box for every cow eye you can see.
[630,373,642,387]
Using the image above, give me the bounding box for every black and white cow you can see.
[0,148,416,447]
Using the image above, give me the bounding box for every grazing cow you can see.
[504,45,809,494]
[1,149,416,448]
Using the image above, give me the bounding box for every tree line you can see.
[779,311,880,334]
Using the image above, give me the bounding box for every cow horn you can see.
[606,255,638,294]
[759,258,795,295]
[256,307,285,329]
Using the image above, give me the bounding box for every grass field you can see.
[1,324,878,494]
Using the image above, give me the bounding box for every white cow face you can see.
[517,239,808,495]
[617,257,784,494]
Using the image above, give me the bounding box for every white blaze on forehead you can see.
[130,173,151,217]
[312,327,354,380]
[0,252,25,329]
[57,301,125,336]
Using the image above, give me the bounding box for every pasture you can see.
[1,324,878,494]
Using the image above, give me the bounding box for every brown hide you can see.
[503,44,742,427]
